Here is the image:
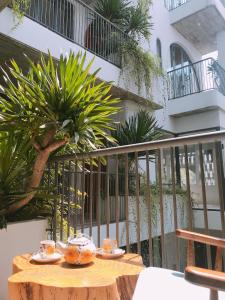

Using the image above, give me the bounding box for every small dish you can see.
[96,248,125,259]
[31,252,62,263]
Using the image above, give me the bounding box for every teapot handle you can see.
[69,233,93,242]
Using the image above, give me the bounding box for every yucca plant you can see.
[0,131,34,228]
[95,0,130,26]
[0,51,120,218]
[111,110,163,146]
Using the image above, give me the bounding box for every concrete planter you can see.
[0,218,47,300]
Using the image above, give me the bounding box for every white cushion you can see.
[132,267,225,300]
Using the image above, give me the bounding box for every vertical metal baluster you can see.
[170,147,180,271]
[89,160,93,236]
[215,141,225,270]
[60,162,65,241]
[73,0,77,43]
[83,3,85,46]
[81,159,85,233]
[74,160,78,233]
[63,0,66,36]
[184,145,193,230]
[53,162,58,241]
[54,0,59,31]
[115,155,119,244]
[158,149,166,268]
[125,154,130,253]
[135,152,141,255]
[46,163,51,237]
[199,143,212,269]
[97,158,101,247]
[44,0,48,26]
[106,157,110,237]
[146,151,153,266]
[215,142,225,236]
[66,0,69,38]
[67,161,71,238]
[60,0,63,34]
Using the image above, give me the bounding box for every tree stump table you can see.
[9,253,144,300]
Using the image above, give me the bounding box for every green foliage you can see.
[93,0,160,94]
[123,1,153,40]
[0,51,121,223]
[111,110,163,146]
[95,0,130,25]
[0,131,33,228]
[0,51,120,152]
[95,0,152,39]
[11,0,30,23]
[120,40,163,94]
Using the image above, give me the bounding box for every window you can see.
[170,43,191,69]
[169,44,195,98]
[156,38,162,67]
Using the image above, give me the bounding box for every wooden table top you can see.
[9,253,144,300]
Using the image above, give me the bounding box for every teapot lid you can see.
[68,233,92,246]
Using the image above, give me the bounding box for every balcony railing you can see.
[165,0,225,11]
[164,0,190,11]
[23,0,128,67]
[45,131,225,270]
[167,58,225,100]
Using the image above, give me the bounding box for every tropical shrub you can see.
[0,51,120,225]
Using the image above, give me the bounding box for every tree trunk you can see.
[0,0,11,12]
[0,137,67,216]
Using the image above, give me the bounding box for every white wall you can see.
[172,110,220,134]
[0,219,47,300]
[194,209,225,230]
[84,195,187,247]
[168,89,225,118]
[149,0,202,132]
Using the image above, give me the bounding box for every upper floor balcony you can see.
[167,57,225,116]
[0,0,161,109]
[164,0,225,54]
[23,0,127,68]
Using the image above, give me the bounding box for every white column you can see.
[217,30,225,68]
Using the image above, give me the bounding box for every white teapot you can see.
[56,233,96,265]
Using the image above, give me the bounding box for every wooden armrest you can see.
[176,229,225,248]
[185,266,225,292]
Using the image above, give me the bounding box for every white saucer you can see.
[31,252,62,263]
[96,248,125,259]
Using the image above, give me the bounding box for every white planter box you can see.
[0,219,47,300]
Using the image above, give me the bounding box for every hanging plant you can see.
[0,0,30,23]
[11,0,30,22]
[120,39,163,95]
[93,0,163,96]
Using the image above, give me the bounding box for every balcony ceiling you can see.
[171,5,225,54]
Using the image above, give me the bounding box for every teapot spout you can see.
[56,241,67,254]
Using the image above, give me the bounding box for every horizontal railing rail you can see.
[164,0,190,11]
[50,130,225,161]
[45,130,225,270]
[22,0,128,67]
[167,58,225,100]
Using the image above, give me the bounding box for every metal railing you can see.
[167,58,225,100]
[164,0,190,11]
[45,130,225,270]
[23,0,128,67]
